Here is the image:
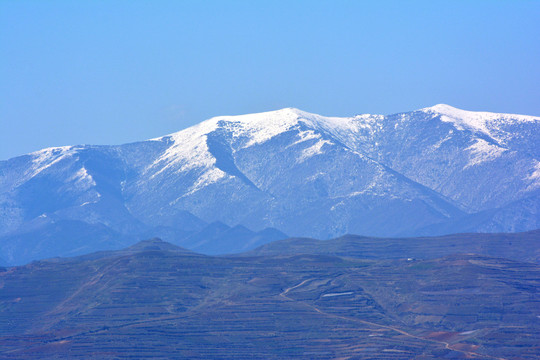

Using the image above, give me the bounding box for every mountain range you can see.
[1,104,539,264]
[1,236,538,359]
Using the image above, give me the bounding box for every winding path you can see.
[279,278,506,360]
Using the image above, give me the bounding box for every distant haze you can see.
[1,1,539,160]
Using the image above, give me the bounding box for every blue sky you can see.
[1,0,539,160]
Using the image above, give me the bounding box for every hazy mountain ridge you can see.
[1,105,539,264]
[246,229,540,264]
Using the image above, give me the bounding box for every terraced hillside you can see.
[0,238,538,359]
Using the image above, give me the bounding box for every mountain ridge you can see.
[1,104,538,264]
[1,233,539,359]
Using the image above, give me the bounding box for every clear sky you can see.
[1,0,539,160]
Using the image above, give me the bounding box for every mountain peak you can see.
[2,104,539,266]
[420,104,539,141]
[421,103,539,122]
[203,107,360,134]
[148,107,359,182]
[126,238,191,253]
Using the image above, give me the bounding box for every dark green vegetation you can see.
[0,234,539,359]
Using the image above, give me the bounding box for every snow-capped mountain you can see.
[1,105,538,264]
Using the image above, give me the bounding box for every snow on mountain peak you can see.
[3,104,539,245]
[421,104,540,143]
[29,146,79,178]
[151,108,362,169]
[210,107,308,147]
[200,107,366,146]
[424,103,521,118]
[146,108,369,194]
[144,104,539,197]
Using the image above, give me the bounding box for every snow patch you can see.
[423,104,539,143]
[69,167,96,187]
[172,168,229,200]
[525,160,540,191]
[322,292,353,297]
[330,200,345,211]
[191,168,227,192]
[287,129,321,148]
[148,119,220,178]
[307,172,326,181]
[431,132,453,150]
[29,146,78,177]
[298,139,332,163]
[464,139,506,168]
